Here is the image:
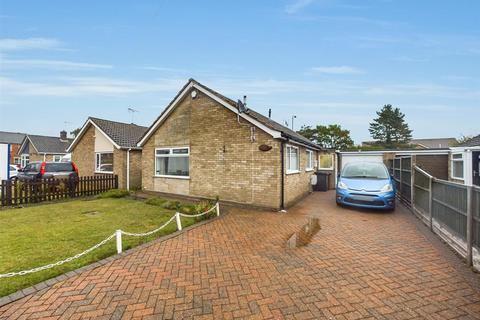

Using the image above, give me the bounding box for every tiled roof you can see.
[191,79,321,149]
[0,131,26,144]
[89,117,148,148]
[410,138,457,149]
[458,134,480,147]
[27,135,72,154]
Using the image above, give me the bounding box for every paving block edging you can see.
[0,212,226,308]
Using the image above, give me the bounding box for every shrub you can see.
[161,200,180,210]
[179,204,196,214]
[145,197,167,206]
[97,189,130,199]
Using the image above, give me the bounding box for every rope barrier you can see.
[0,233,116,278]
[0,202,220,278]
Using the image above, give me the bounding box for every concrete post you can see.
[216,202,220,217]
[429,176,434,231]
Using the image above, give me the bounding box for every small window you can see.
[95,152,114,173]
[52,155,62,162]
[20,154,29,168]
[306,150,314,171]
[451,153,464,179]
[13,157,21,165]
[286,145,299,174]
[319,154,334,170]
[155,147,189,178]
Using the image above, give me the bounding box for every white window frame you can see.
[20,154,29,168]
[154,147,190,179]
[52,155,62,162]
[451,153,464,180]
[306,150,314,171]
[95,152,114,174]
[319,154,334,170]
[286,145,300,174]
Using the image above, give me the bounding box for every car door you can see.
[473,151,480,187]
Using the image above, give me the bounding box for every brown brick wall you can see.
[128,150,142,190]
[284,145,316,206]
[71,125,96,177]
[142,89,285,209]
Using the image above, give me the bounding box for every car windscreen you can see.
[45,163,74,172]
[342,162,389,179]
[23,163,41,172]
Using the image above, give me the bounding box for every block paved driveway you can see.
[1,191,480,319]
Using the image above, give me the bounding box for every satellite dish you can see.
[237,100,247,113]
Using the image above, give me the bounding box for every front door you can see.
[473,151,480,187]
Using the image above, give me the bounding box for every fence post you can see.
[466,186,473,267]
[116,230,122,254]
[114,175,119,189]
[411,166,415,212]
[216,202,220,216]
[5,180,12,206]
[175,212,182,231]
[429,176,433,231]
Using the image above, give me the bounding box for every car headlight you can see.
[338,181,348,190]
[380,183,393,192]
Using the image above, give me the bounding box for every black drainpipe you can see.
[280,140,285,210]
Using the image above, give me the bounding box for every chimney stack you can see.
[60,130,67,140]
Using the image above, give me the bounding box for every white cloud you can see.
[0,38,64,51]
[0,59,112,70]
[0,76,183,97]
[311,66,363,74]
[285,0,315,14]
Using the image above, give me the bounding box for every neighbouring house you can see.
[362,137,457,149]
[449,134,480,187]
[66,117,148,190]
[18,131,72,167]
[137,79,322,210]
[0,131,26,165]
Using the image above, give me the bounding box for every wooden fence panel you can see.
[0,175,119,207]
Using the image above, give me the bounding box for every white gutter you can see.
[126,148,131,190]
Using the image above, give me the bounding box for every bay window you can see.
[155,147,189,178]
[95,152,113,173]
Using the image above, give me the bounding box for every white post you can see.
[175,212,182,231]
[116,230,122,254]
[216,202,220,216]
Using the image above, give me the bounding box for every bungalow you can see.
[18,131,72,167]
[67,117,148,190]
[137,79,322,210]
[449,134,480,187]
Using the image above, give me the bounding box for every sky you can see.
[0,0,479,144]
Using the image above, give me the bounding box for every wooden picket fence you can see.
[0,175,118,207]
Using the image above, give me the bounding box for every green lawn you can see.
[0,197,196,297]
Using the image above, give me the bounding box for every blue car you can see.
[336,162,396,210]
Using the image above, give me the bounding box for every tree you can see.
[70,127,81,138]
[298,124,354,150]
[369,104,412,147]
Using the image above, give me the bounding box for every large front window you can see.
[155,147,189,178]
[286,145,299,174]
[451,153,464,179]
[95,152,113,173]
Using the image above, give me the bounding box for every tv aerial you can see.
[128,107,139,123]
